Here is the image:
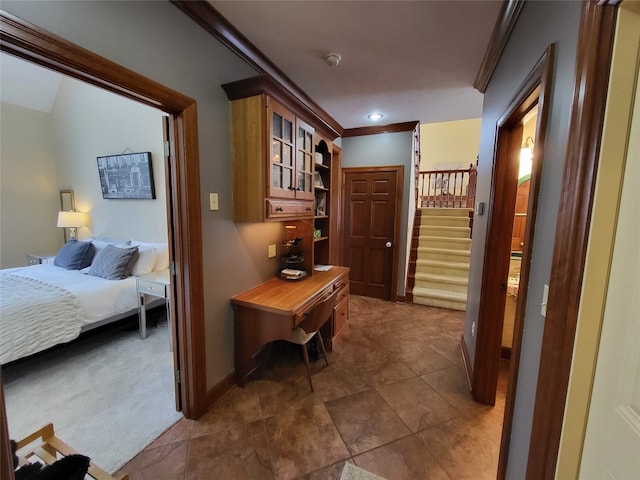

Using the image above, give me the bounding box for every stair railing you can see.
[418,162,477,208]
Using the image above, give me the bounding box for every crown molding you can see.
[171,0,343,139]
[474,0,526,93]
[343,121,419,138]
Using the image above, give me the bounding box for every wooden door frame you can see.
[341,166,403,302]
[527,2,618,477]
[473,45,554,410]
[0,10,206,428]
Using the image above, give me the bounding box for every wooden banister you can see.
[418,162,477,208]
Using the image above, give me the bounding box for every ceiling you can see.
[209,0,503,129]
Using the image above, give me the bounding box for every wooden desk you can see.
[231,266,349,387]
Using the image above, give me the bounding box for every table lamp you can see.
[57,210,86,240]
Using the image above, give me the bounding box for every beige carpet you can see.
[341,462,387,480]
[3,310,182,473]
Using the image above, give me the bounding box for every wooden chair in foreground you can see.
[14,423,128,480]
[263,289,338,392]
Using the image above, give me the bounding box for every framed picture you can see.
[314,171,325,188]
[96,152,156,199]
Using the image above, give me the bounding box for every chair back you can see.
[298,288,339,334]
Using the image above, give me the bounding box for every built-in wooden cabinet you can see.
[223,76,343,272]
[229,94,314,222]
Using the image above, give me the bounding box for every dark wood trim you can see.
[396,295,407,303]
[459,334,473,391]
[171,0,343,139]
[343,121,420,138]
[206,371,236,408]
[474,0,525,93]
[496,45,555,480]
[222,75,340,140]
[527,3,617,478]
[500,347,511,360]
[0,372,13,480]
[0,10,207,422]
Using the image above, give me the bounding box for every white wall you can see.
[464,1,582,477]
[0,102,60,267]
[51,77,167,243]
[342,131,414,296]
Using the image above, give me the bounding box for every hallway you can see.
[119,295,507,479]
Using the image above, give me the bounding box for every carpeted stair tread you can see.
[417,246,471,256]
[420,208,472,216]
[412,286,467,302]
[416,258,470,270]
[415,272,469,286]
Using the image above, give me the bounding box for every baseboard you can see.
[396,295,407,303]
[205,370,236,412]
[459,334,473,391]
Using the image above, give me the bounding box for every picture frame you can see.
[314,171,325,188]
[96,152,156,199]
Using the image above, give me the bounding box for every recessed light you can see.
[368,113,384,121]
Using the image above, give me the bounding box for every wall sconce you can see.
[519,136,534,179]
[57,211,86,240]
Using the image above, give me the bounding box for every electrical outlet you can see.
[268,244,277,258]
[471,321,476,338]
[209,193,219,211]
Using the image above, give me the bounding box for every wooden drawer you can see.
[137,279,168,298]
[333,290,349,337]
[266,199,313,220]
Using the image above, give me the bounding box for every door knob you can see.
[385,241,392,248]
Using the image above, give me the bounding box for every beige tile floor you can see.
[118,295,508,480]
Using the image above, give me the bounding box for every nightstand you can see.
[25,254,55,265]
[136,269,171,349]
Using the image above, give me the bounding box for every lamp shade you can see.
[57,211,86,228]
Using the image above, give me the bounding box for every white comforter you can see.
[0,264,138,364]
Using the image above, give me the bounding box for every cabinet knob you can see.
[276,206,283,212]
[306,207,312,212]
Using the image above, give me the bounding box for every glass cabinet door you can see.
[269,101,296,199]
[295,118,315,201]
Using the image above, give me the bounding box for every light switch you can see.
[209,193,219,211]
[541,284,549,316]
[268,244,277,258]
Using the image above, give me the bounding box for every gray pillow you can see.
[54,239,95,270]
[87,244,139,280]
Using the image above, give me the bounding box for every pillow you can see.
[87,244,139,280]
[130,244,157,276]
[54,240,95,270]
[89,238,131,259]
[131,240,169,271]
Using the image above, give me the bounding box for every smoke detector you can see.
[324,53,341,67]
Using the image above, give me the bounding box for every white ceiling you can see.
[209,0,503,129]
[0,52,63,113]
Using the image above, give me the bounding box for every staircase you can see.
[410,208,472,311]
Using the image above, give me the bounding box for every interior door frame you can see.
[0,10,206,424]
[341,166,403,302]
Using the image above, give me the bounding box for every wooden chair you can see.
[263,289,338,391]
[14,423,128,480]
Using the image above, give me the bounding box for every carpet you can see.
[3,310,183,474]
[340,462,387,480]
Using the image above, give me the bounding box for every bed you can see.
[0,238,169,365]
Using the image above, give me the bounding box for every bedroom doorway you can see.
[0,10,206,426]
[470,46,554,478]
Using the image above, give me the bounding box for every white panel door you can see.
[579,52,640,479]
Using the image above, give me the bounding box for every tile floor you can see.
[118,295,508,480]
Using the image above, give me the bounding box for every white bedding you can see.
[0,264,138,364]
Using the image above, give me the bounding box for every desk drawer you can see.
[137,280,168,298]
[334,291,349,337]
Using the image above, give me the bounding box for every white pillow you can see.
[131,240,169,272]
[130,244,157,276]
